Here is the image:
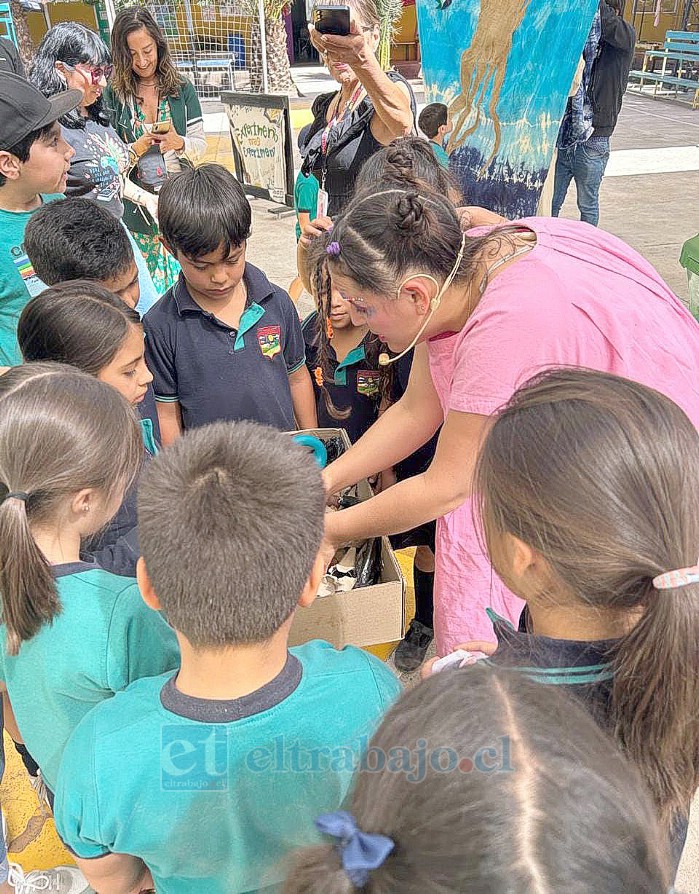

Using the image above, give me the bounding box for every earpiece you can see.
[379,234,466,367]
[378,294,442,367]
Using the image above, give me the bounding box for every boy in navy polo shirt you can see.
[55,421,400,894]
[144,164,317,445]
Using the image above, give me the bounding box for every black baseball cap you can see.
[0,72,82,151]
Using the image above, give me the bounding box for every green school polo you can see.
[430,141,450,170]
[56,641,401,894]
[0,194,61,365]
[0,562,180,791]
[294,171,319,240]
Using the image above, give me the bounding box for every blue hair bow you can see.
[315,810,394,887]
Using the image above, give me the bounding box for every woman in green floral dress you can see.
[104,6,206,293]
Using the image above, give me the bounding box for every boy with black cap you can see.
[0,72,80,365]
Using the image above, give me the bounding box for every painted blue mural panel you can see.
[416,0,599,217]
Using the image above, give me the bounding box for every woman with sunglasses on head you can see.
[103,7,206,294]
[30,22,158,312]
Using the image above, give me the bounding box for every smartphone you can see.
[313,4,351,36]
[151,120,171,136]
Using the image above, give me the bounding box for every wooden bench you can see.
[628,30,699,108]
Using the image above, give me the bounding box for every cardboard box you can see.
[288,429,406,650]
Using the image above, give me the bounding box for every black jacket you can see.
[589,2,636,137]
[0,37,24,76]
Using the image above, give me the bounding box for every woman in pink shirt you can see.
[321,188,699,656]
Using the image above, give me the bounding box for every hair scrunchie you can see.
[315,810,394,887]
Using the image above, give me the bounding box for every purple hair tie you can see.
[326,241,341,257]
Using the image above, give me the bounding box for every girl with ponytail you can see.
[0,363,179,798]
[452,366,699,870]
[286,667,673,893]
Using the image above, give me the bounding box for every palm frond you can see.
[376,0,404,69]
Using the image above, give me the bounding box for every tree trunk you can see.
[10,0,35,70]
[249,18,263,92]
[248,14,293,93]
[265,15,293,93]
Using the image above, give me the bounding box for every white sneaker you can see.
[8,863,92,893]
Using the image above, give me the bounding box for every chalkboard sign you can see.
[222,91,295,208]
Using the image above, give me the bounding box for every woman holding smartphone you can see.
[299,0,415,224]
[104,6,206,292]
[30,22,158,312]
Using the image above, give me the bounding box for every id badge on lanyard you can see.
[317,187,329,219]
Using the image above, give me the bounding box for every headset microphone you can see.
[378,234,466,367]
[378,297,440,366]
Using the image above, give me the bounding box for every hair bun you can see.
[394,192,428,236]
[384,146,419,188]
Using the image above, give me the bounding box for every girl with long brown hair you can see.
[452,366,699,872]
[104,6,206,293]
[0,363,179,800]
[286,667,673,893]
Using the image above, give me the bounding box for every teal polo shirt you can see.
[294,171,319,241]
[0,562,180,791]
[55,641,401,894]
[144,263,305,431]
[302,311,381,444]
[0,194,60,365]
[430,142,450,169]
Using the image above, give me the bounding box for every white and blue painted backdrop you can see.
[416,0,599,216]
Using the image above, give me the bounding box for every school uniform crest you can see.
[257,325,282,360]
[357,370,380,397]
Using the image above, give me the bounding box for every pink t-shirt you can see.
[427,216,699,654]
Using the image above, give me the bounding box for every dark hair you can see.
[298,124,312,152]
[353,136,462,204]
[286,666,671,893]
[321,188,497,299]
[137,421,326,647]
[607,0,623,12]
[0,122,55,188]
[18,281,142,376]
[309,257,384,422]
[24,197,134,286]
[314,146,461,416]
[0,363,142,655]
[158,164,252,260]
[110,6,184,102]
[417,102,448,139]
[475,367,699,826]
[29,23,111,129]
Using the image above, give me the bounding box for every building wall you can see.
[25,1,98,46]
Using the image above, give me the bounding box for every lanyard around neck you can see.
[320,84,364,161]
